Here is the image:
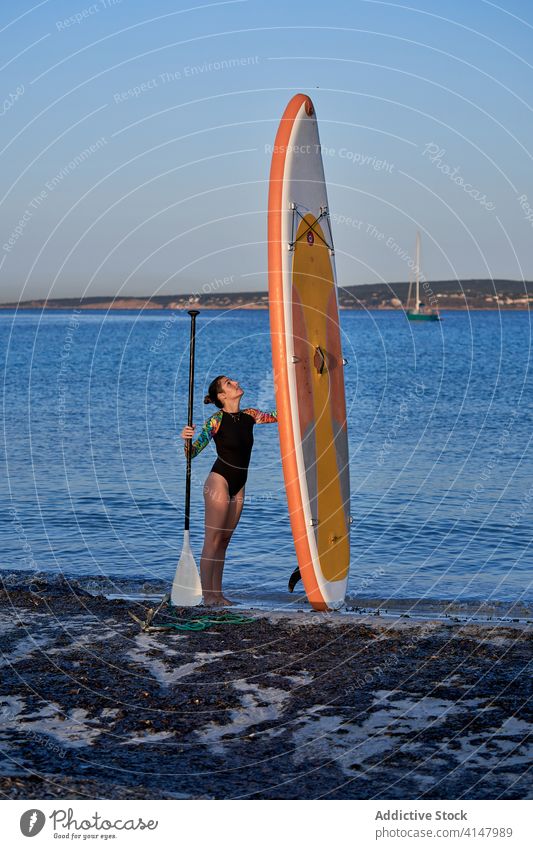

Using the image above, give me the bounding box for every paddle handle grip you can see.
[184,309,200,531]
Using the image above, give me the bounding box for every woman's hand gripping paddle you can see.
[171,310,202,606]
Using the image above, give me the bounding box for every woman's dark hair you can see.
[204,375,225,408]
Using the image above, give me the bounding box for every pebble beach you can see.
[1,573,531,800]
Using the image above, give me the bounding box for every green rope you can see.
[157,612,256,632]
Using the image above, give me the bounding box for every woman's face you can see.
[218,376,244,403]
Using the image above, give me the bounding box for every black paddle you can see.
[171,309,202,606]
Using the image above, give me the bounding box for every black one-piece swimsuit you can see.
[211,410,255,497]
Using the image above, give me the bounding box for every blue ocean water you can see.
[1,307,532,608]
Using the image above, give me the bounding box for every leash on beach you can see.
[128,593,256,633]
[145,613,257,632]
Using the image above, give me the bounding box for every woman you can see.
[180,375,277,606]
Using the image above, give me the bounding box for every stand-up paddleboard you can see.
[268,93,350,611]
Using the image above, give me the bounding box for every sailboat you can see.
[406,231,440,322]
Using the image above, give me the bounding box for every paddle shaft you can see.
[184,309,200,531]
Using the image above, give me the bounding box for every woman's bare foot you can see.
[201,594,218,607]
[202,593,234,607]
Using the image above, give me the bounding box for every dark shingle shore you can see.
[1,575,531,800]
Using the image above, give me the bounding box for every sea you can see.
[1,307,532,616]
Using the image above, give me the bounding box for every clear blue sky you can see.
[2,0,532,300]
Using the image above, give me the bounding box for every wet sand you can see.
[0,574,531,800]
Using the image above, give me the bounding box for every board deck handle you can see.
[314,345,326,374]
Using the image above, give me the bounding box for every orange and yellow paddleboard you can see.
[268,94,351,611]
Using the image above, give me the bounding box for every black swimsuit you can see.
[211,410,255,497]
[187,407,277,497]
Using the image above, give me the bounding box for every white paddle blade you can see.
[171,532,202,606]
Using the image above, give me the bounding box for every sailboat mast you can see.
[407,229,439,321]
[415,230,421,311]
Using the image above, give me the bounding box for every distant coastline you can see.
[1,279,532,311]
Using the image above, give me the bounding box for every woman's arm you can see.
[182,411,222,458]
[243,408,278,424]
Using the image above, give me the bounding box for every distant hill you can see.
[1,279,532,311]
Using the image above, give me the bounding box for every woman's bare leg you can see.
[200,474,245,606]
[200,473,230,605]
[211,485,245,604]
